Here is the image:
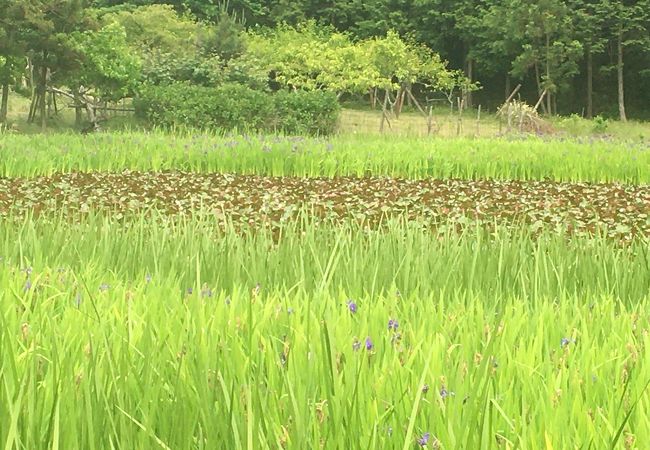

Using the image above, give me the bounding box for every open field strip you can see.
[1,132,649,183]
[0,172,648,239]
[0,217,649,449]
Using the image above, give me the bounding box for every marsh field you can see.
[0,131,649,450]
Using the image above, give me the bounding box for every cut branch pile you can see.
[497,100,554,135]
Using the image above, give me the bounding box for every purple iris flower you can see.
[347,300,357,314]
[440,386,455,399]
[388,318,399,331]
[365,337,373,351]
[418,432,430,447]
[561,337,575,348]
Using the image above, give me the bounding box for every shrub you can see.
[273,90,340,135]
[134,83,273,131]
[592,115,609,133]
[134,83,340,135]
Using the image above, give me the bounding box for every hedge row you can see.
[134,83,340,135]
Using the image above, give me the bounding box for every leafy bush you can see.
[135,83,340,134]
[592,115,609,133]
[274,90,340,135]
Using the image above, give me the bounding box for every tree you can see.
[20,0,94,130]
[64,21,141,127]
[0,0,29,124]
[104,4,216,85]
[597,0,650,121]
[197,2,246,61]
[568,0,608,118]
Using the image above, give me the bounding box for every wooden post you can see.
[476,104,481,137]
[534,89,547,112]
[380,89,391,133]
[427,106,433,136]
[456,97,465,136]
[504,84,522,105]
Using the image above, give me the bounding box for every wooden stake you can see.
[534,89,547,112]
[504,84,522,105]
[456,97,463,136]
[476,104,481,137]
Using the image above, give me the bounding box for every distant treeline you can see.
[96,0,650,119]
[2,0,649,132]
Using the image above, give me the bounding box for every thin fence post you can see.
[476,104,481,137]
[456,97,463,136]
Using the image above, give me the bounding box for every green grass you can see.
[1,214,649,449]
[1,131,649,183]
[1,109,649,448]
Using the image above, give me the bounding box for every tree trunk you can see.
[0,83,8,124]
[534,63,547,115]
[617,28,627,122]
[586,47,593,119]
[545,34,552,116]
[38,63,47,131]
[394,86,404,119]
[74,88,83,127]
[465,57,473,108]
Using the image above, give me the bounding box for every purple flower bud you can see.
[388,318,399,331]
[418,432,431,447]
[347,300,357,314]
[440,386,455,399]
[365,337,373,351]
[352,339,361,352]
[561,337,574,348]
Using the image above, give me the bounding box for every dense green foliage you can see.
[134,84,339,134]
[4,0,648,132]
[88,0,650,120]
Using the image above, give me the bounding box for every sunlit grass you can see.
[0,214,649,449]
[1,131,649,183]
[1,123,648,449]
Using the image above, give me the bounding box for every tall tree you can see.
[0,0,28,123]
[597,0,650,121]
[568,0,608,118]
[21,0,94,130]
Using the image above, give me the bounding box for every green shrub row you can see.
[134,83,340,135]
